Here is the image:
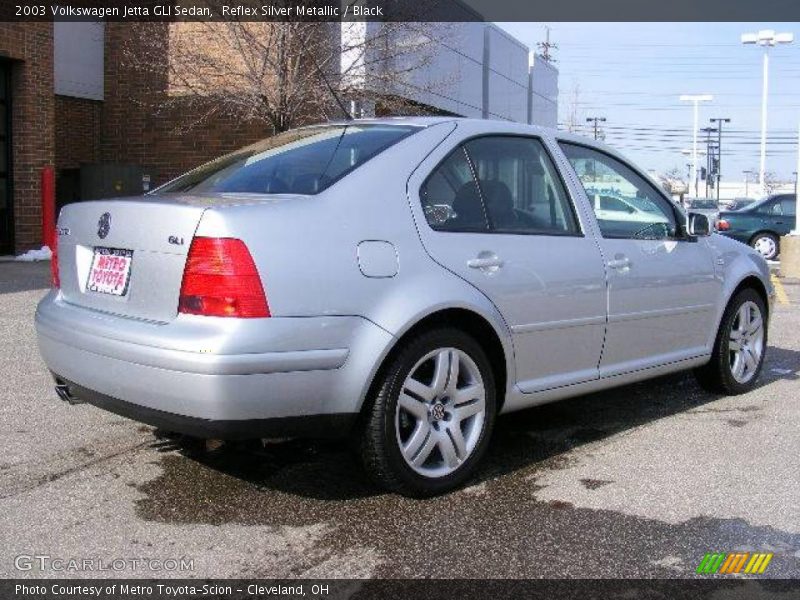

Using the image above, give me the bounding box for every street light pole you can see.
[742,29,794,195]
[586,116,606,140]
[701,127,717,198]
[710,117,730,201]
[743,170,755,197]
[680,95,713,197]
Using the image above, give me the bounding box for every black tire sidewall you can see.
[712,288,768,394]
[379,329,497,496]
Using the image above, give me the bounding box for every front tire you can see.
[357,328,496,497]
[694,288,767,394]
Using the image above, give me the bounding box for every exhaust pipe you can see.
[54,379,83,405]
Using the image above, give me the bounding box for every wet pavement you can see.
[0,261,798,579]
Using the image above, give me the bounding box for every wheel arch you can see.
[731,275,771,321]
[360,307,512,417]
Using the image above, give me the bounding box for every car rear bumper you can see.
[51,375,356,439]
[35,291,394,438]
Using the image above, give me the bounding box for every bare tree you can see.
[123,20,450,134]
[658,166,687,196]
[762,171,781,195]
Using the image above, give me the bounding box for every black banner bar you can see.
[4,0,800,22]
[3,579,800,600]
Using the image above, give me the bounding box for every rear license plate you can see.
[87,247,133,296]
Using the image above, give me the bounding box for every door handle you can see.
[467,255,503,270]
[606,256,631,270]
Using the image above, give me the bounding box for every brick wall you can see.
[1,23,331,253]
[102,24,274,187]
[0,23,54,253]
[55,95,102,170]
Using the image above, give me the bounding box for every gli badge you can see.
[97,212,111,239]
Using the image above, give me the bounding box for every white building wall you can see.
[485,25,529,122]
[351,22,558,127]
[529,54,558,128]
[54,22,105,101]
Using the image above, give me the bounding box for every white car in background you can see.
[588,191,671,226]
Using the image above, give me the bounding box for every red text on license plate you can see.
[87,248,132,296]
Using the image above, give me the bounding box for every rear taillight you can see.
[717,219,730,231]
[51,234,60,289]
[178,237,269,318]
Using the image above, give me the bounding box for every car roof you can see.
[323,115,617,147]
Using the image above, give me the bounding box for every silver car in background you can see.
[36,118,773,496]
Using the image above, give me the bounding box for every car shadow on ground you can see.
[158,345,800,502]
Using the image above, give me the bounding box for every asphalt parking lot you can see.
[0,261,798,579]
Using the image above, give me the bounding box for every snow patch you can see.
[16,246,52,262]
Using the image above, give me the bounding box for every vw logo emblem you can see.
[97,212,111,239]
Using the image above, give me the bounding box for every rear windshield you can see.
[156,124,419,196]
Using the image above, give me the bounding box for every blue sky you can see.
[497,22,800,182]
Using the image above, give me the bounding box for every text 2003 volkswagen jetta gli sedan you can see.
[36,118,774,496]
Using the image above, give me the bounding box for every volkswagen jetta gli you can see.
[36,118,774,496]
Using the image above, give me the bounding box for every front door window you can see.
[559,142,677,240]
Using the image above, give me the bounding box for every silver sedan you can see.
[36,118,773,496]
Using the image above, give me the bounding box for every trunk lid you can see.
[56,195,212,322]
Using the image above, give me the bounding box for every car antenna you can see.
[311,55,354,121]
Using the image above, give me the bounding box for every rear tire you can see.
[357,328,496,497]
[750,232,779,260]
[694,288,767,395]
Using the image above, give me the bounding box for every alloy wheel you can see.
[728,300,765,384]
[395,348,486,478]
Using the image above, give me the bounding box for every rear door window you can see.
[420,136,580,236]
[420,147,488,232]
[157,124,419,196]
[463,136,580,235]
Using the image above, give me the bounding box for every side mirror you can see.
[687,212,711,237]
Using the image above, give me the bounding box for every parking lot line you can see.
[771,274,789,305]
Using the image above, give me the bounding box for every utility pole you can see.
[586,116,606,140]
[710,117,730,200]
[537,26,558,63]
[742,29,794,195]
[680,95,713,197]
[701,126,717,198]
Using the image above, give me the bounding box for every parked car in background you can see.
[36,119,774,496]
[717,193,797,260]
[683,197,721,229]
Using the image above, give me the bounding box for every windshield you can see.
[156,124,419,196]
